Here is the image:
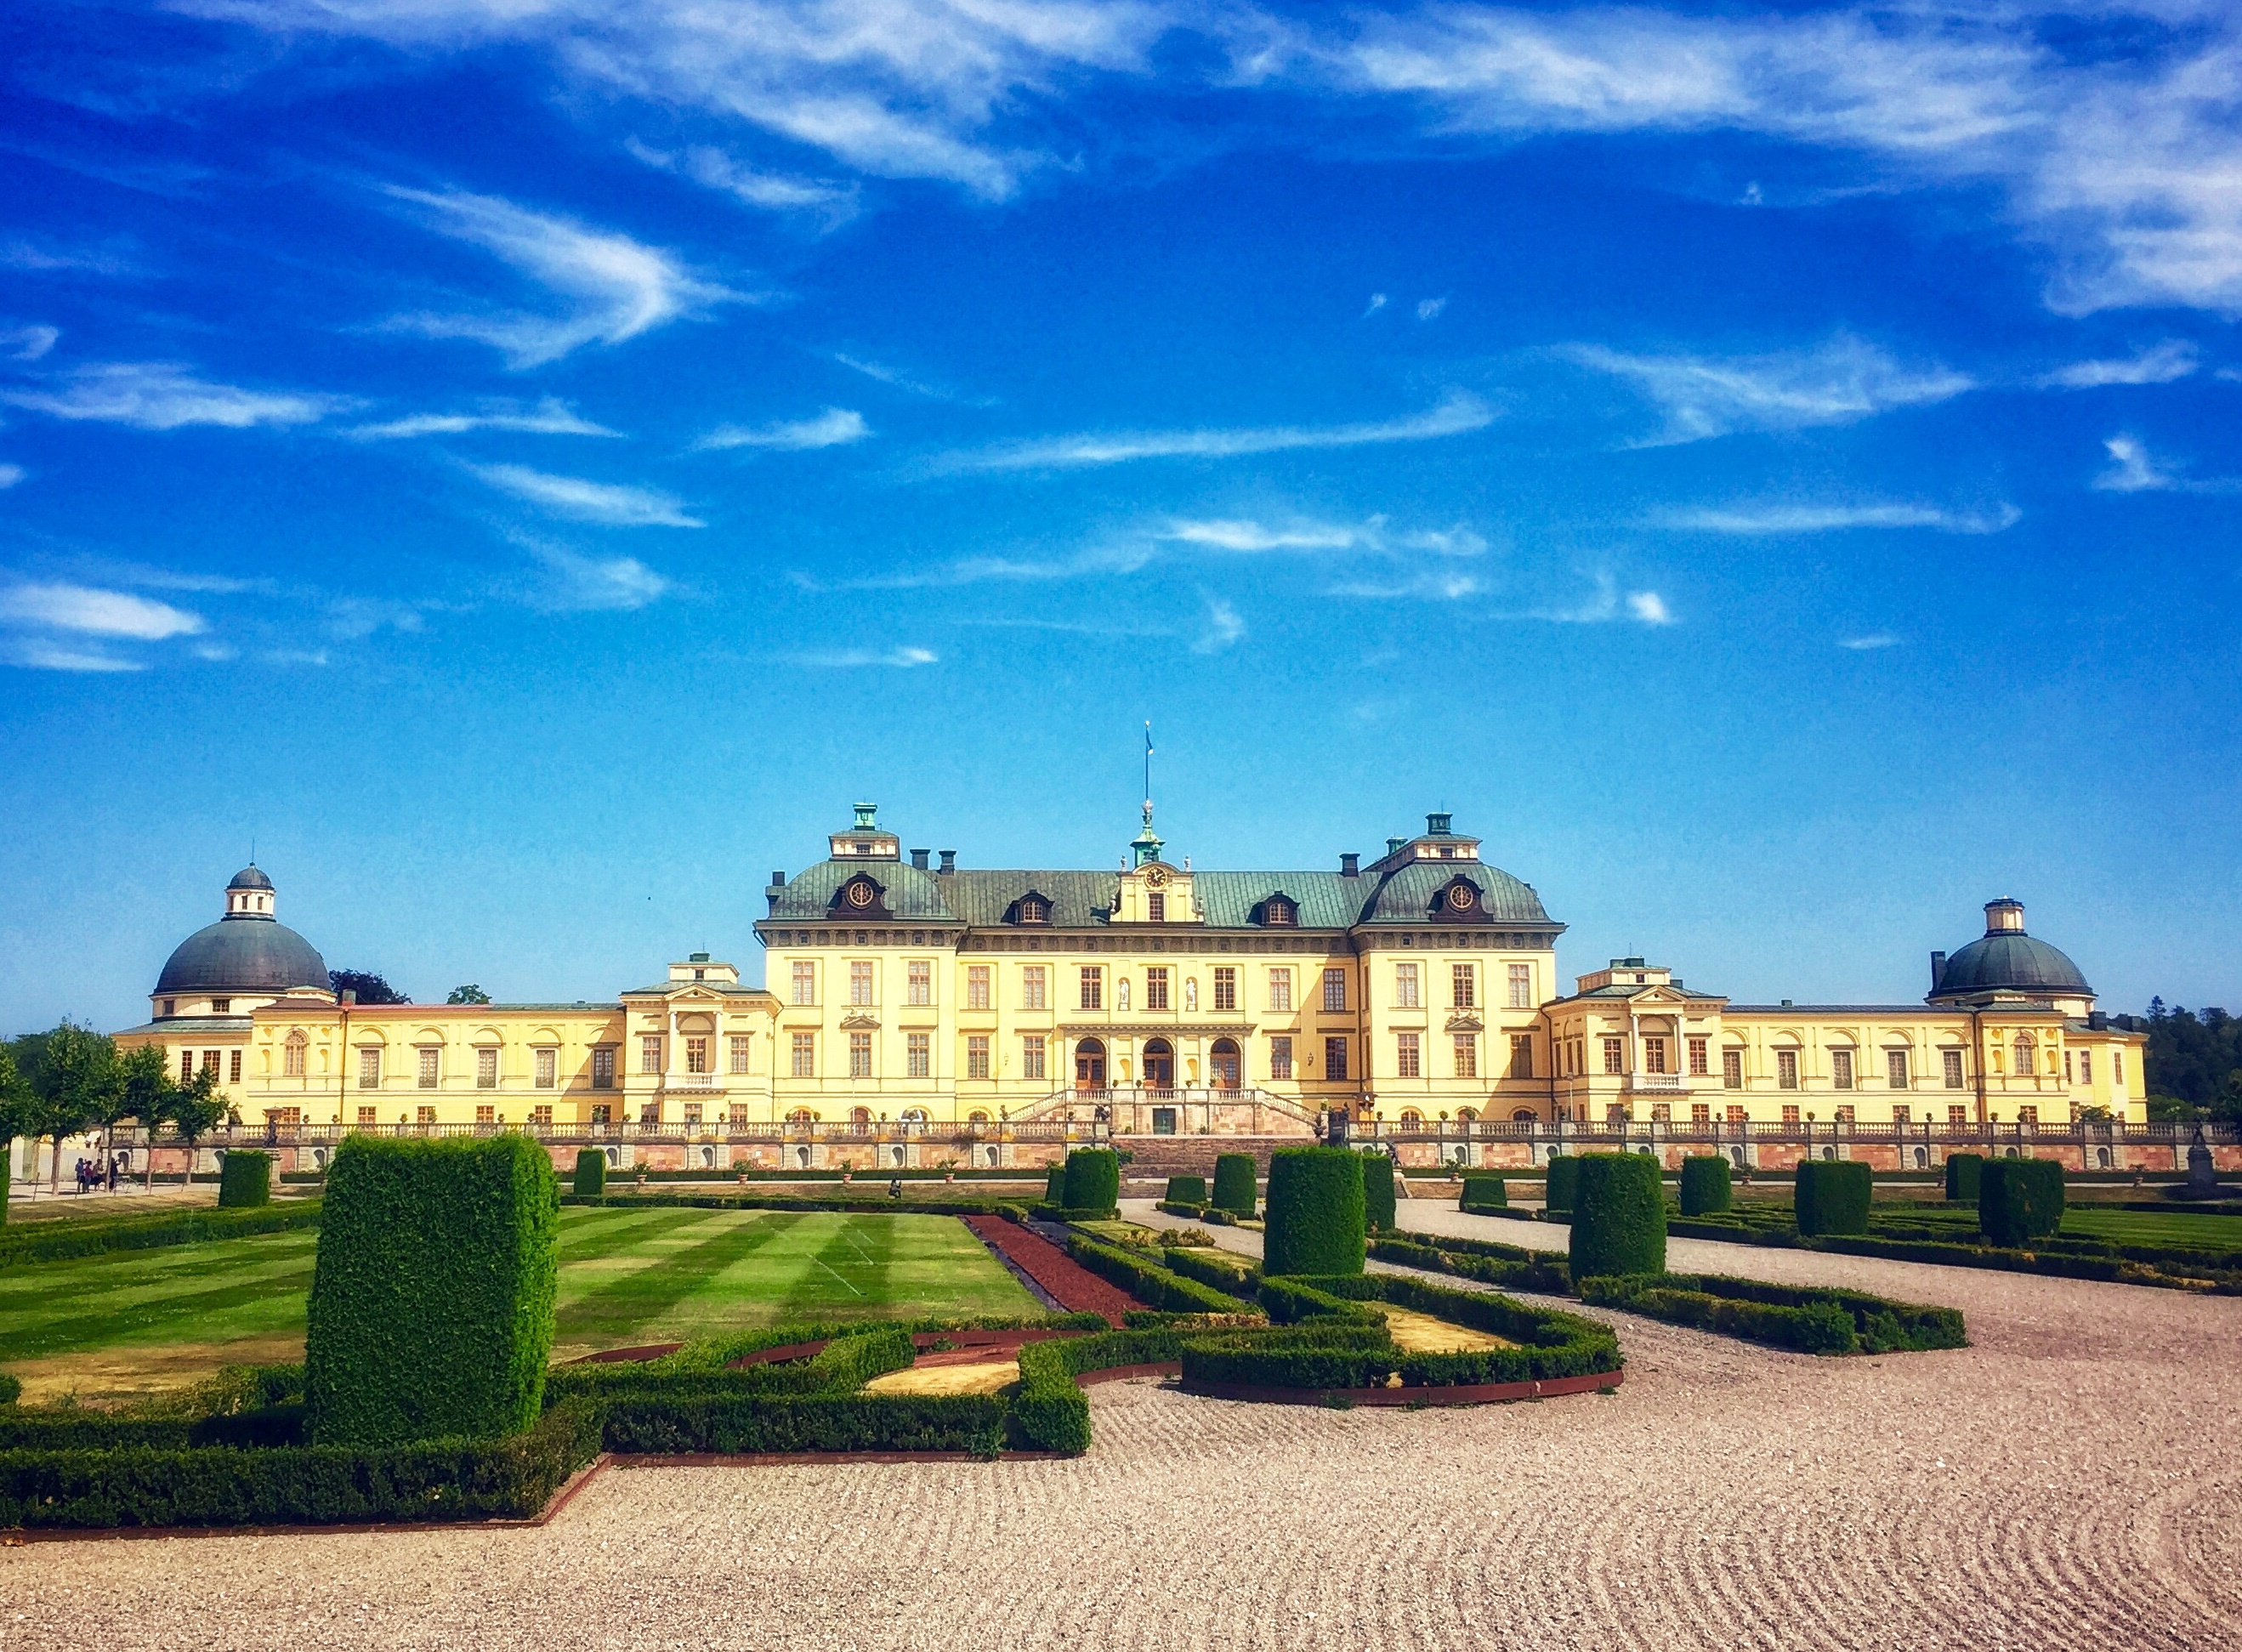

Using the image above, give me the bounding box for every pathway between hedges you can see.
[962,1217,1135,1326]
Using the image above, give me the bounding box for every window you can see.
[685,1036,709,1076]
[1643,1036,1668,1076]
[203,1050,219,1076]
[1834,1104,1854,1126]
[849,1031,873,1078]
[1781,1103,1801,1124]
[1651,1104,1672,1123]
[1831,1049,1854,1090]
[1726,1104,1746,1125]
[284,1036,306,1078]
[907,1031,930,1078]
[229,1049,242,1084]
[1892,1104,1911,1126]
[357,1105,377,1126]
[1324,1036,1348,1081]
[907,960,931,1006]
[1722,1049,1743,1090]
[1887,1050,1909,1090]
[1269,1036,1294,1081]
[1023,966,1047,1010]
[792,1032,815,1078]
[2078,1049,2092,1083]
[1602,1036,1626,1075]
[592,1104,611,1125]
[1080,967,1103,1010]
[1145,968,1169,1010]
[2012,1034,2036,1076]
[641,1036,661,1075]
[1394,962,1420,1008]
[967,1035,990,1081]
[536,1047,557,1089]
[211,998,231,1014]
[729,1036,751,1075]
[1269,968,1292,1012]
[180,1049,194,1084]
[1607,1104,1630,1125]
[1146,891,1166,923]
[1943,1048,1965,1089]
[2018,1104,2038,1126]
[475,1104,495,1126]
[1453,1034,1478,1080]
[1322,968,1347,1013]
[1396,1031,1421,1078]
[968,966,990,1010]
[850,961,875,1006]
[729,1104,750,1127]
[1777,1049,1799,1089]
[162,999,176,1017]
[1692,1102,1711,1123]
[358,1047,381,1089]
[2114,1051,2125,1085]
[417,1047,440,1089]
[1023,1035,1046,1081]
[1019,894,1049,923]
[792,961,815,1005]
[1451,963,1475,1009]
[1264,896,1295,926]
[592,1047,616,1089]
[1507,962,1533,1009]
[418,1105,437,1126]
[479,1047,501,1088]
[1213,967,1236,1012]
[1509,1034,1534,1079]
[1949,1104,1969,1125]
[1688,1036,1709,1077]
[531,1104,552,1127]
[639,1103,661,1127]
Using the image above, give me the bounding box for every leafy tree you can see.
[446,984,491,1005]
[116,1044,178,1192]
[2113,1003,2242,1121]
[0,1046,31,1199]
[23,1022,122,1194]
[330,969,409,1005]
[167,1064,228,1183]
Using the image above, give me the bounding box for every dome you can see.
[227,865,274,892]
[1930,900,2092,1002]
[156,919,329,996]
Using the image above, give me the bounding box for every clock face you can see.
[1446,883,1476,912]
[846,880,877,909]
[1145,866,1170,888]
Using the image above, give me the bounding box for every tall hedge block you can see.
[1461,1174,1508,1212]
[1360,1155,1397,1233]
[1044,1163,1069,1206]
[572,1148,607,1198]
[1795,1161,1873,1236]
[1061,1149,1121,1212]
[306,1135,559,1448]
[216,1150,272,1209]
[1212,1153,1257,1218]
[1544,1155,1580,1213]
[1979,1157,2065,1247]
[1944,1153,1984,1203]
[1679,1155,1732,1217]
[1263,1147,1365,1277]
[1165,1175,1207,1206]
[1569,1153,1666,1280]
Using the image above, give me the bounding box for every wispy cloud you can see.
[1650,501,2020,535]
[1416,296,1448,321]
[2038,341,2199,390]
[383,186,742,368]
[1193,598,1246,653]
[2,326,57,361]
[525,547,672,612]
[0,464,22,490]
[469,463,704,527]
[692,407,870,452]
[627,139,861,229]
[1501,571,1675,627]
[348,397,619,440]
[0,238,139,277]
[930,389,1493,473]
[2093,434,2242,496]
[320,597,427,641]
[793,644,939,667]
[1565,336,1971,444]
[1840,633,1901,650]
[0,362,341,429]
[6,640,144,673]
[1364,292,1388,316]
[828,352,990,405]
[0,581,205,639]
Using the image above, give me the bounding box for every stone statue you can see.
[1185,977,1198,1011]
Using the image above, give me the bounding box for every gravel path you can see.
[8,1202,2239,1651]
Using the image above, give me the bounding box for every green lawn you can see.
[0,1206,1036,1403]
[2058,1206,2242,1249]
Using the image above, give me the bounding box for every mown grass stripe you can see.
[556,1213,797,1345]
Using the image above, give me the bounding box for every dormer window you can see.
[1017,894,1050,924]
[211,999,231,1013]
[1147,892,1166,922]
[1263,895,1297,927]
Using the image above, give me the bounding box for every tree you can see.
[330,970,409,1005]
[446,984,491,1005]
[117,1044,178,1192]
[0,1045,31,1196]
[24,1022,122,1194]
[2114,1003,2242,1117]
[167,1065,228,1185]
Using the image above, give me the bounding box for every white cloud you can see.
[262,647,332,667]
[2038,341,2199,390]
[1326,569,1488,600]
[1626,590,1671,625]
[1161,519,1362,554]
[0,464,22,490]
[2,326,58,361]
[627,139,861,229]
[470,463,704,526]
[932,389,1493,471]
[192,642,240,661]
[1565,336,1971,444]
[693,406,871,451]
[383,186,741,367]
[0,362,340,429]
[1364,292,1388,316]
[793,644,940,667]
[527,547,672,611]
[348,397,620,440]
[1416,295,1448,321]
[321,597,427,640]
[1193,597,1246,653]
[1511,571,1674,625]
[1840,633,1901,650]
[7,640,144,673]
[1651,501,2020,534]
[0,582,206,639]
[2094,434,2173,493]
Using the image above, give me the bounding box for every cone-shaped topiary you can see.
[572,1148,606,1197]
[1062,1148,1121,1212]
[1544,1154,1580,1214]
[1979,1156,2064,1246]
[1795,1161,1872,1236]
[1212,1153,1257,1218]
[1361,1154,1396,1232]
[1944,1153,1984,1203]
[1461,1174,1508,1211]
[1678,1154,1732,1216]
[217,1150,271,1209]
[1569,1152,1666,1279]
[1263,1147,1366,1276]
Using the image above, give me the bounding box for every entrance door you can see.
[1075,1039,1106,1090]
[1144,1038,1174,1091]
[1151,1107,1178,1136]
[1210,1038,1240,1091]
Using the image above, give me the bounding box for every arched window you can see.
[2012,1034,2036,1075]
[1263,895,1296,927]
[849,1106,872,1133]
[1399,1108,1423,1125]
[1456,1107,1479,1122]
[968,1110,990,1124]
[283,1033,307,1078]
[1017,894,1049,924]
[1512,1108,1538,1123]
[786,1108,816,1125]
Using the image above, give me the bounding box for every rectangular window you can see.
[1949,1104,1969,1125]
[639,1103,660,1127]
[228,1050,241,1084]
[792,961,815,1005]
[1834,1104,1854,1125]
[1651,1104,1671,1123]
[1324,1036,1348,1081]
[471,1046,498,1089]
[1451,963,1475,1009]
[849,961,874,1006]
[729,1104,750,1127]
[1887,1049,1909,1090]
[1079,967,1103,1010]
[475,1104,495,1126]
[417,1105,436,1126]
[1688,1036,1709,1077]
[1022,1035,1046,1081]
[1453,1034,1478,1080]
[1270,1036,1294,1081]
[1722,1049,1743,1090]
[203,1050,219,1076]
[1943,1048,1965,1089]
[1831,1049,1854,1090]
[1396,1031,1421,1078]
[967,1035,990,1081]
[1022,966,1047,1011]
[1323,968,1347,1013]
[685,1036,709,1076]
[591,1104,610,1126]
[849,1031,873,1078]
[1602,1036,1626,1076]
[2114,1051,2125,1085]
[1212,967,1236,1012]
[1892,1104,1911,1126]
[357,1105,377,1126]
[1781,1103,1801,1125]
[1394,962,1420,1008]
[907,960,931,1006]
[1777,1049,1799,1090]
[1146,891,1166,923]
[729,1035,751,1076]
[1643,1036,1668,1076]
[2018,1104,2039,1126]
[1726,1104,1746,1125]
[2078,1049,2092,1083]
[907,1031,930,1078]
[180,1049,194,1084]
[1607,1104,1630,1125]
[640,1036,661,1076]
[1509,1034,1534,1079]
[1507,962,1533,1010]
[530,1104,552,1127]
[1692,1102,1711,1123]
[1145,968,1169,1011]
[535,1047,557,1089]
[968,966,990,1010]
[211,998,231,1013]
[417,1047,440,1089]
[1269,968,1292,1012]
[792,1032,815,1078]
[358,1047,381,1089]
[592,1047,615,1089]
[284,1040,305,1078]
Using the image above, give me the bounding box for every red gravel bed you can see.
[964,1216,1137,1326]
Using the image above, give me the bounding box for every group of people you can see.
[72,1154,127,1194]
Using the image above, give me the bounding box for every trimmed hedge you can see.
[1460,1175,1508,1212]
[1795,1161,1872,1236]
[573,1149,607,1198]
[1062,1150,1121,1213]
[1577,1272,1967,1356]
[0,1201,323,1270]
[218,1150,273,1210]
[305,1135,559,1448]
[1044,1164,1068,1206]
[1165,1175,1208,1206]
[1678,1155,1732,1217]
[1361,1155,1397,1233]
[1569,1153,1666,1279]
[0,1374,19,1406]
[1011,1327,1200,1452]
[1161,1246,1257,1297]
[599,1393,1005,1456]
[1544,1155,1580,1214]
[1068,1235,1241,1314]
[1979,1157,2064,1246]
[1367,1236,1569,1296]
[1212,1153,1257,1218]
[1944,1153,1984,1203]
[1263,1147,1366,1278]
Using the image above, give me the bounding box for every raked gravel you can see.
[6,1201,2239,1652]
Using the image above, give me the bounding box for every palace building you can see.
[113,804,2147,1164]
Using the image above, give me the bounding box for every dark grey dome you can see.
[1932,932,2092,1000]
[156,917,328,996]
[227,865,274,892]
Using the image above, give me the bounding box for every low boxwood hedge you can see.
[1795,1161,1872,1236]
[1010,1327,1195,1452]
[598,1393,1007,1456]
[1576,1272,1967,1355]
[1678,1155,1732,1216]
[1979,1157,2064,1246]
[1460,1175,1508,1212]
[1367,1236,1570,1295]
[1212,1153,1257,1218]
[1570,1153,1666,1279]
[0,1201,323,1269]
[1263,1147,1365,1277]
[1160,1246,1257,1297]
[1068,1235,1242,1313]
[1165,1175,1208,1206]
[218,1150,273,1210]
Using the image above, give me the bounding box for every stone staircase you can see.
[1115,1135,1303,1186]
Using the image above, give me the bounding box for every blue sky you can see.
[4,0,2240,1030]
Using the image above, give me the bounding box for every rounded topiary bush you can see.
[1062,1149,1121,1212]
[1795,1160,1872,1236]
[1678,1154,1732,1216]
[1263,1147,1365,1277]
[1944,1152,1984,1203]
[1361,1153,1397,1232]
[1461,1174,1508,1212]
[1212,1152,1257,1218]
[1044,1162,1069,1206]
[572,1148,607,1198]
[1979,1157,2064,1246]
[1569,1152,1666,1279]
[1544,1154,1580,1214]
[217,1150,272,1210]
[1165,1174,1207,1206]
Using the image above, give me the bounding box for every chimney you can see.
[911,849,929,870]
[1930,950,1947,991]
[339,989,357,1006]
[2088,1010,2108,1031]
[771,870,786,888]
[938,849,956,875]
[1340,852,1359,877]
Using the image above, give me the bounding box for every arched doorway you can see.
[1210,1038,1240,1091]
[1075,1038,1106,1091]
[850,1106,872,1134]
[1144,1038,1175,1091]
